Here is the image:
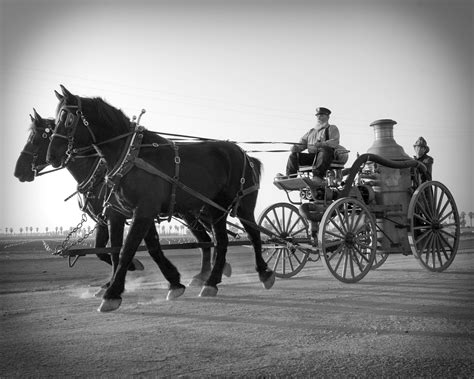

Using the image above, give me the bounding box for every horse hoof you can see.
[131,258,144,271]
[262,271,276,290]
[167,286,185,300]
[223,262,232,277]
[199,285,218,297]
[188,277,205,287]
[97,298,122,312]
[94,287,106,298]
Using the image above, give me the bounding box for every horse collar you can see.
[105,125,145,187]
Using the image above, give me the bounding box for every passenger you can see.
[281,107,340,184]
[413,136,433,181]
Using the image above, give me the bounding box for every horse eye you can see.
[65,114,74,128]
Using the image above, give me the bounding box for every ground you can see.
[1,236,473,377]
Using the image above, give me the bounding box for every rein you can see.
[51,99,267,223]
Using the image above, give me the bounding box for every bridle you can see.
[21,120,54,176]
[50,95,135,166]
[50,96,99,166]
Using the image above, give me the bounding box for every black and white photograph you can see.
[1,0,473,377]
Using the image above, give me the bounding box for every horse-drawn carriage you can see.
[15,85,460,311]
[258,118,460,283]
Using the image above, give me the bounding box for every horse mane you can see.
[88,97,131,132]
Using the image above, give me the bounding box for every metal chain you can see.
[51,213,98,256]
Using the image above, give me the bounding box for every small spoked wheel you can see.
[258,203,311,278]
[318,198,377,283]
[407,181,460,272]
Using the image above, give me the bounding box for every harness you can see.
[103,124,259,221]
[52,97,260,222]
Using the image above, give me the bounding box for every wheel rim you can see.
[319,198,376,283]
[258,203,310,278]
[372,252,389,269]
[408,181,460,272]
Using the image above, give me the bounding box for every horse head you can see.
[14,109,54,182]
[47,85,129,169]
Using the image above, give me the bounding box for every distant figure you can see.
[284,107,340,184]
[413,136,433,181]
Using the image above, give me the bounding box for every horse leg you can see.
[199,213,228,297]
[98,217,153,312]
[143,223,185,300]
[93,214,125,297]
[94,222,111,266]
[182,214,213,287]
[238,204,275,290]
[108,212,144,273]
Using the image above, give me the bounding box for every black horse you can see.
[15,109,230,296]
[14,110,145,287]
[47,85,275,312]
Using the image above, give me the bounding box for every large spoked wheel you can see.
[371,251,389,269]
[407,181,460,272]
[258,203,311,278]
[318,198,377,283]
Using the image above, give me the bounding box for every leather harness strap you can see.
[104,124,259,220]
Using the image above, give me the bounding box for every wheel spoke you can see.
[348,249,356,278]
[436,194,450,221]
[263,214,281,234]
[286,213,299,234]
[414,227,432,246]
[418,231,434,257]
[420,189,435,220]
[289,250,303,266]
[414,212,431,225]
[425,233,436,267]
[342,247,349,278]
[438,231,454,253]
[285,207,295,232]
[271,248,283,271]
[330,246,345,272]
[438,208,453,224]
[290,225,308,237]
[435,190,446,216]
[351,246,366,271]
[271,208,284,233]
[439,228,457,241]
[282,249,287,273]
[336,207,349,234]
[434,234,444,267]
[325,229,345,240]
[329,218,347,237]
[265,248,278,262]
[353,244,371,264]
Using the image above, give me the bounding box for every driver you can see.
[284,107,340,184]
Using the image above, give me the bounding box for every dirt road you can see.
[1,243,473,377]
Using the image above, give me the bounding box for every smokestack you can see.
[367,119,410,159]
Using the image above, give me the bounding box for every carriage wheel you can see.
[371,251,389,269]
[318,198,377,283]
[258,203,310,278]
[407,181,460,272]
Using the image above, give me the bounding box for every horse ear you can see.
[54,90,64,101]
[60,84,73,98]
[33,108,41,121]
[30,114,34,122]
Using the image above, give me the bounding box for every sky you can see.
[1,0,473,233]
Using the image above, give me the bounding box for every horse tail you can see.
[247,155,263,185]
